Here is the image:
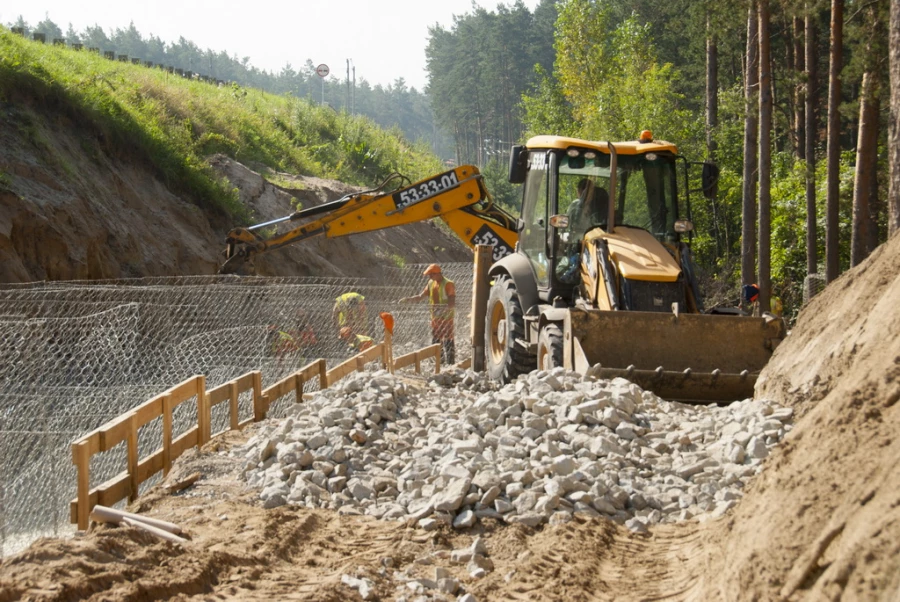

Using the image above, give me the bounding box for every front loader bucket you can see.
[563,309,786,403]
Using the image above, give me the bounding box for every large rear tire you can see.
[537,323,563,371]
[486,275,534,382]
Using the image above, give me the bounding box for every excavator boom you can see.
[220,166,517,274]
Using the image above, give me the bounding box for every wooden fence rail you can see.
[69,340,441,529]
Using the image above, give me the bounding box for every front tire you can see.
[486,275,534,382]
[537,323,563,371]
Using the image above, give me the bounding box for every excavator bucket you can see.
[219,253,246,275]
[563,309,786,403]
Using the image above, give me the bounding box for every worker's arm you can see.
[446,282,456,309]
[399,285,429,304]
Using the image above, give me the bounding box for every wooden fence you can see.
[70,341,442,529]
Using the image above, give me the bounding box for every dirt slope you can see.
[0,103,468,283]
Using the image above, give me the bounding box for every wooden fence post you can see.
[252,371,264,421]
[317,359,327,389]
[228,382,239,431]
[197,375,209,445]
[127,414,138,502]
[72,441,91,530]
[294,373,304,403]
[162,394,173,475]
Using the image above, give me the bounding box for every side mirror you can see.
[702,163,719,199]
[508,145,527,184]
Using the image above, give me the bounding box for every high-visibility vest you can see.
[335,293,365,326]
[427,277,455,321]
[270,329,297,355]
[349,334,374,351]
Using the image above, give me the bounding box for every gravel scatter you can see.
[234,367,792,531]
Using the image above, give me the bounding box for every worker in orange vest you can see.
[399,263,455,364]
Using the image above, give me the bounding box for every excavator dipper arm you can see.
[220,165,518,274]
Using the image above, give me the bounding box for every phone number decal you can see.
[392,171,460,210]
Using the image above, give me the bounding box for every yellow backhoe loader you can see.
[219,132,785,402]
[484,132,785,402]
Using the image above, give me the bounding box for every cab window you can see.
[519,154,550,287]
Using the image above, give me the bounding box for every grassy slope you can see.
[0,28,442,223]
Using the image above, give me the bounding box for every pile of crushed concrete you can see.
[235,368,792,536]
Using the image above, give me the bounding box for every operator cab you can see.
[509,133,693,306]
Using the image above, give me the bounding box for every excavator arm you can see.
[220,165,518,274]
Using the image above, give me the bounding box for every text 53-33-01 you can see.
[392,171,460,209]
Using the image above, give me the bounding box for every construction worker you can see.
[339,326,374,352]
[742,283,783,317]
[332,291,369,338]
[399,263,456,364]
[267,309,319,362]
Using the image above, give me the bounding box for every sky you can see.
[5,0,542,91]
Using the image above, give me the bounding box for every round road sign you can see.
[315,63,330,78]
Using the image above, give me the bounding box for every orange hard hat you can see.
[379,312,395,335]
[423,264,441,276]
[339,326,352,339]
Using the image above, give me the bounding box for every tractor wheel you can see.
[486,275,534,382]
[537,323,563,371]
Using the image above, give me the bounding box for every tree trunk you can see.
[867,157,881,253]
[706,22,718,160]
[742,1,760,294]
[890,0,900,237]
[794,16,806,160]
[805,5,819,276]
[707,19,724,257]
[852,71,879,266]
[825,0,843,281]
[758,0,773,312]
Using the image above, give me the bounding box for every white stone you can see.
[341,574,375,600]
[453,510,477,529]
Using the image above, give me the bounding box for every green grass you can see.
[0,29,443,223]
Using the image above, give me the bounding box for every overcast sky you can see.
[5,0,542,91]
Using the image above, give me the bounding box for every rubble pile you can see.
[235,368,792,533]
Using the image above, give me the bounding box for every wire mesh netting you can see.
[0,262,474,556]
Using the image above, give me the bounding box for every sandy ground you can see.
[2,235,899,602]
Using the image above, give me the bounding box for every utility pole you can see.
[346,59,350,112]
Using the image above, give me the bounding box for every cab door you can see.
[518,152,554,290]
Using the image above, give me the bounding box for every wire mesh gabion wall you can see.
[0,262,474,556]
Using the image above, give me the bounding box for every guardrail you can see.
[69,340,442,529]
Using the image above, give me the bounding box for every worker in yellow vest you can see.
[332,291,369,338]
[399,264,456,364]
[339,327,374,352]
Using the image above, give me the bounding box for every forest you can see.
[428,0,899,319]
[8,0,900,321]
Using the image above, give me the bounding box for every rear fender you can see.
[538,308,567,333]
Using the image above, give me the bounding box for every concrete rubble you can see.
[235,367,792,535]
